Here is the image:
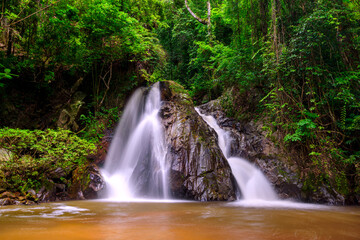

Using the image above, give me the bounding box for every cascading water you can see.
[102,81,277,202]
[102,82,168,200]
[196,108,278,201]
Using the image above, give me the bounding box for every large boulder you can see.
[159,81,237,201]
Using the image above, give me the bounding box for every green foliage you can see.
[79,107,120,143]
[1,0,166,112]
[284,119,317,142]
[0,0,360,202]
[0,64,17,88]
[257,1,360,199]
[0,128,96,192]
[220,89,235,118]
[159,0,360,200]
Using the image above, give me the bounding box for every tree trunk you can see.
[271,0,280,63]
[7,29,12,57]
[259,0,269,38]
[207,1,211,41]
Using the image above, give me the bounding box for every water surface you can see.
[0,200,359,240]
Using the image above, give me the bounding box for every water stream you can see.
[196,108,278,201]
[101,82,168,200]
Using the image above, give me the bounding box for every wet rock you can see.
[69,164,105,200]
[0,198,14,205]
[160,81,237,201]
[36,186,46,200]
[254,158,302,200]
[14,200,23,205]
[35,182,57,203]
[41,191,55,202]
[0,162,105,206]
[307,187,345,205]
[77,190,85,200]
[83,165,105,199]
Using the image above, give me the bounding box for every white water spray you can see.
[102,82,168,200]
[196,108,277,201]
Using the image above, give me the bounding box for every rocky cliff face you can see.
[197,99,345,205]
[160,81,237,201]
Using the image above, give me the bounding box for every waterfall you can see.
[102,82,168,200]
[101,81,277,201]
[196,108,278,201]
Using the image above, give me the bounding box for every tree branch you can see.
[184,0,207,25]
[7,0,60,27]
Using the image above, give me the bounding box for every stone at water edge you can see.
[68,163,105,200]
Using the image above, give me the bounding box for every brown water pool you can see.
[0,200,359,240]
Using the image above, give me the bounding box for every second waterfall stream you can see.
[195,108,278,201]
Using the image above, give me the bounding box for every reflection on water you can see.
[0,200,359,240]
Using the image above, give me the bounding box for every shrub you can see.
[0,128,96,193]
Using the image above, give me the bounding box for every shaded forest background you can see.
[0,0,359,203]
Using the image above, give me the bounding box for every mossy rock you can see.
[159,81,237,201]
[160,81,193,107]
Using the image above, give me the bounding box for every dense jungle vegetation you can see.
[0,0,359,203]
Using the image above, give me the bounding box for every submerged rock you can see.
[160,81,237,201]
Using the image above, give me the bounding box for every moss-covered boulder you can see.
[159,81,237,201]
